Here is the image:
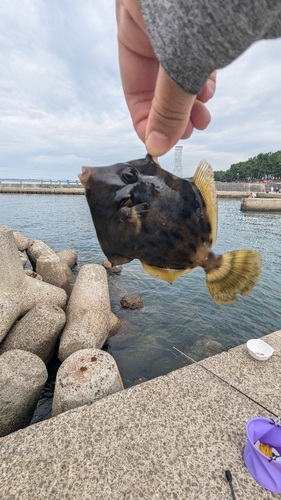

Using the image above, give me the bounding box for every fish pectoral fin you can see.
[142,263,196,284]
[133,203,149,218]
[205,250,262,305]
[193,160,218,246]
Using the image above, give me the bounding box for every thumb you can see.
[145,66,196,157]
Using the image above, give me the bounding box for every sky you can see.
[0,0,281,181]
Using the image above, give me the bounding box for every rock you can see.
[13,231,29,251]
[52,348,124,417]
[102,259,113,270]
[0,225,67,343]
[0,349,48,437]
[120,294,144,309]
[59,264,121,361]
[56,249,77,269]
[19,251,28,267]
[102,259,122,274]
[0,304,66,363]
[187,336,225,361]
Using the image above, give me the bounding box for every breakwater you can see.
[241,197,281,211]
[0,226,123,436]
[0,184,84,194]
[0,182,261,197]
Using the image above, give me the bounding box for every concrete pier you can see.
[0,184,84,194]
[217,191,250,198]
[1,330,280,499]
[256,192,281,199]
[0,184,251,198]
[241,197,281,211]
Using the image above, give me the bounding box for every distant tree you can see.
[214,151,281,181]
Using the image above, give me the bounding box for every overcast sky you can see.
[0,0,281,180]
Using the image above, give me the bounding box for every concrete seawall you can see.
[241,198,281,211]
[217,191,250,198]
[256,192,281,199]
[0,184,84,194]
[0,184,250,198]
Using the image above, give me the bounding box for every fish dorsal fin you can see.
[193,160,218,246]
[142,263,196,284]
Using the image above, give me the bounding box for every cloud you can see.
[0,1,281,179]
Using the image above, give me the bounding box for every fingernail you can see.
[145,131,170,156]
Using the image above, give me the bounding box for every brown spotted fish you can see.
[78,154,262,305]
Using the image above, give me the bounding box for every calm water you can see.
[1,194,280,387]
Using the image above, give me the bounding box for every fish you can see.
[78,154,262,305]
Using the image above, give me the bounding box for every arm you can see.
[139,0,281,94]
[116,0,281,157]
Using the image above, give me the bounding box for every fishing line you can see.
[172,346,280,420]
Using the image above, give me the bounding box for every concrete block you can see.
[52,348,124,416]
[56,249,77,269]
[19,251,28,267]
[36,253,71,294]
[13,231,29,251]
[0,304,66,363]
[0,226,67,343]
[27,239,56,270]
[59,264,120,361]
[0,349,47,437]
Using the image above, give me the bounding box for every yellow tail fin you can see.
[206,250,262,305]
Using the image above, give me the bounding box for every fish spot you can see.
[80,366,87,372]
[91,356,97,362]
[131,206,142,233]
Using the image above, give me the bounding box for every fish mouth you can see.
[118,196,133,208]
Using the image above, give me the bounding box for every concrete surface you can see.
[0,350,48,437]
[52,348,124,417]
[0,184,84,194]
[1,330,280,499]
[256,193,281,198]
[241,198,281,211]
[217,191,251,198]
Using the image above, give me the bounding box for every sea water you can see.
[0,194,280,387]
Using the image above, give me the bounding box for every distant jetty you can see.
[0,184,249,197]
[241,195,281,212]
[1,182,281,207]
[0,183,84,195]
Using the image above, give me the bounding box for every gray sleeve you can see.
[139,0,281,94]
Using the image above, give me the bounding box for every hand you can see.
[116,0,216,157]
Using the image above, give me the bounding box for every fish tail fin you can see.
[206,250,262,305]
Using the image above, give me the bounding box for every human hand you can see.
[116,0,216,157]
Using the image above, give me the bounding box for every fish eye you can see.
[121,166,138,184]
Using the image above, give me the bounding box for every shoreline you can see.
[0,184,253,198]
[0,184,84,195]
[1,329,280,499]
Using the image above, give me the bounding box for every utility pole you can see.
[173,146,183,177]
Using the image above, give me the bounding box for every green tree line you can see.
[214,151,281,182]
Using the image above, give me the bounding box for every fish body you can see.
[79,155,262,305]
